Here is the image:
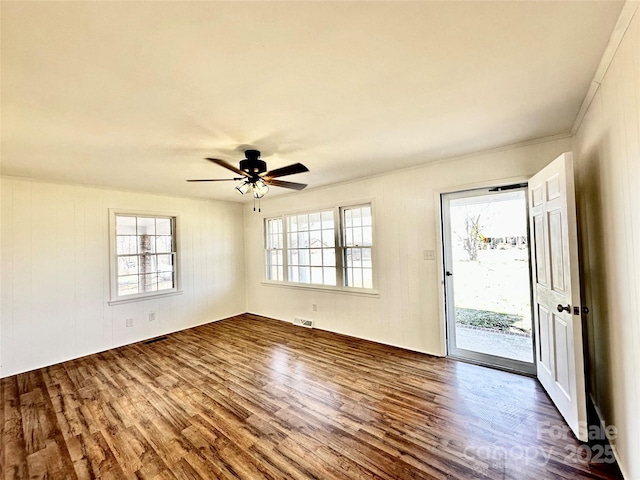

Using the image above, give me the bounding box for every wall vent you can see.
[293,318,314,328]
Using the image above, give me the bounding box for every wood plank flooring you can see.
[1,314,622,479]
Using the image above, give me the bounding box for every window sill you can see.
[260,281,380,298]
[108,290,183,306]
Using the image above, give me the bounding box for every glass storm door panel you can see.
[442,187,536,375]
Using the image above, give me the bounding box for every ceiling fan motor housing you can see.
[240,150,267,176]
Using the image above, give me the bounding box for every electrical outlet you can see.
[312,304,317,312]
[126,318,133,327]
[423,250,436,260]
[148,312,156,322]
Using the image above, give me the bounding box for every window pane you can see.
[158,272,174,291]
[288,232,298,248]
[137,217,156,235]
[117,236,137,255]
[118,256,138,275]
[139,254,157,274]
[140,274,158,292]
[352,208,362,227]
[322,229,335,247]
[353,268,363,288]
[310,249,322,266]
[322,211,334,229]
[363,268,373,289]
[310,229,322,247]
[363,226,373,246]
[345,249,353,267]
[289,266,299,283]
[309,213,321,230]
[362,248,372,268]
[345,267,353,286]
[289,249,299,266]
[323,267,336,286]
[362,207,372,226]
[156,235,172,253]
[156,218,172,235]
[116,216,137,235]
[299,266,310,283]
[345,227,353,247]
[344,209,352,228]
[353,228,363,246]
[157,254,174,272]
[353,248,362,268]
[138,235,155,253]
[297,215,308,231]
[298,232,309,248]
[323,249,336,267]
[118,275,139,295]
[299,249,309,265]
[288,216,298,233]
[311,267,323,284]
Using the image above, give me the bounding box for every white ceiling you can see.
[1,1,624,202]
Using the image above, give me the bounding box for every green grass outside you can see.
[455,307,530,335]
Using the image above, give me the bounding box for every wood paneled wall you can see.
[573,6,640,479]
[243,136,572,357]
[0,178,246,377]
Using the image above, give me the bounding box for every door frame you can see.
[434,177,536,375]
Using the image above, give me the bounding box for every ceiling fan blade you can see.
[186,178,243,182]
[264,163,309,179]
[206,158,251,177]
[266,179,308,191]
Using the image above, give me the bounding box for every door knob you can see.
[557,304,571,313]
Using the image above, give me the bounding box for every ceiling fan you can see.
[187,150,309,204]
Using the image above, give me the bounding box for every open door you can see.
[528,152,587,441]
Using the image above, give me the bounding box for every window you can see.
[111,212,178,302]
[264,203,373,291]
[286,210,336,286]
[342,205,373,289]
[265,218,284,281]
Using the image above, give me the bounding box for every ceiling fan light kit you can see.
[187,149,309,211]
[235,180,251,195]
[236,178,269,198]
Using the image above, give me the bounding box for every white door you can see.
[529,152,587,441]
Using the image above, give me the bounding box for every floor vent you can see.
[143,336,168,345]
[293,318,314,328]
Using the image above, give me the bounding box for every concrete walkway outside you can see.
[456,325,533,363]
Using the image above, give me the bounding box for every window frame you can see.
[262,201,377,295]
[109,209,182,305]
[340,204,374,290]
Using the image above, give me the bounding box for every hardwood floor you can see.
[1,314,622,479]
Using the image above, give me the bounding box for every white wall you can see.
[0,178,246,377]
[573,6,640,479]
[244,137,572,356]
